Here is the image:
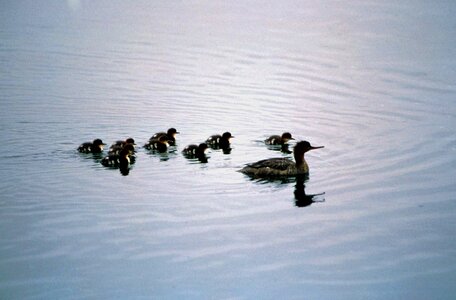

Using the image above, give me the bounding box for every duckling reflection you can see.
[266,143,292,154]
[119,164,130,176]
[294,176,325,208]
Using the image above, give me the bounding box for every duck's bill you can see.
[310,145,324,150]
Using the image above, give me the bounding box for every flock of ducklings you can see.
[78,128,323,177]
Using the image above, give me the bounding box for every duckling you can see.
[264,132,294,145]
[109,138,136,155]
[206,132,234,150]
[149,128,179,146]
[77,139,106,153]
[144,135,170,152]
[101,147,134,168]
[182,143,209,162]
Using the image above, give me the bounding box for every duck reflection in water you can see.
[250,175,325,208]
[294,175,325,208]
[266,143,292,154]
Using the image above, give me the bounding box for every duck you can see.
[149,128,179,146]
[206,132,234,149]
[101,147,134,168]
[77,138,106,153]
[108,143,136,163]
[264,132,294,145]
[239,141,324,177]
[182,143,209,161]
[144,135,170,152]
[109,138,136,154]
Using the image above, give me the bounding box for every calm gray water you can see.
[1,1,456,299]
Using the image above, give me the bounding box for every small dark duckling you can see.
[182,143,209,161]
[149,128,179,146]
[109,138,136,154]
[206,132,234,150]
[108,143,136,164]
[240,141,324,177]
[264,132,294,145]
[101,147,134,168]
[110,137,136,149]
[144,135,170,153]
[78,139,106,153]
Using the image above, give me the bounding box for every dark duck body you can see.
[101,147,134,168]
[206,132,233,149]
[265,132,294,145]
[144,135,170,152]
[182,143,209,161]
[149,128,179,146]
[78,139,106,153]
[240,141,323,177]
[109,138,136,155]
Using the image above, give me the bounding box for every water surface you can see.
[1,1,456,299]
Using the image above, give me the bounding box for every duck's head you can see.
[198,143,209,151]
[125,138,136,145]
[222,132,234,139]
[167,128,179,136]
[123,143,135,154]
[119,147,133,157]
[294,141,324,154]
[93,139,106,147]
[281,132,294,142]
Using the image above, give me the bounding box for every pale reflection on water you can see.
[1,1,456,299]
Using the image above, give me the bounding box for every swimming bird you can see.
[182,143,209,162]
[239,141,323,177]
[149,128,179,146]
[206,132,234,150]
[109,138,136,154]
[264,132,294,145]
[77,139,106,153]
[144,135,170,152]
[101,146,134,168]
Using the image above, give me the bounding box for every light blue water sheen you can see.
[1,1,456,299]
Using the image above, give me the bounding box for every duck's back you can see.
[206,135,222,145]
[264,135,282,145]
[240,158,296,176]
[247,158,292,169]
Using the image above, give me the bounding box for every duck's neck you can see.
[294,152,309,172]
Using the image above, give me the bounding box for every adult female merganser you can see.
[206,132,233,149]
[239,141,323,177]
[264,132,294,145]
[77,139,106,153]
[144,135,170,152]
[149,128,179,146]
